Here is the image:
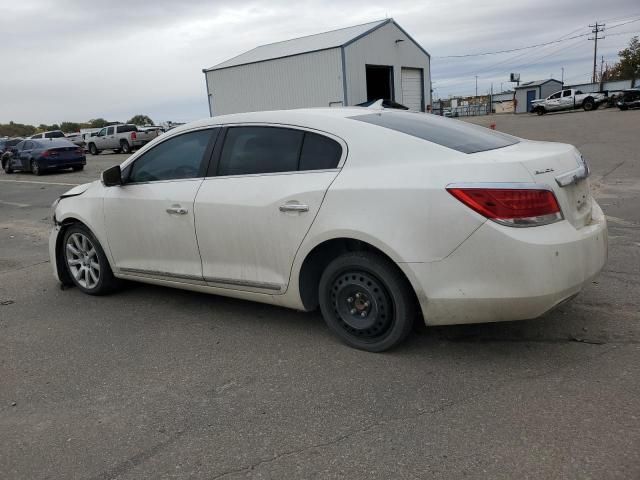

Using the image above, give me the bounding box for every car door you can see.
[103,128,218,281]
[194,125,345,293]
[105,126,117,149]
[559,89,574,109]
[18,141,35,170]
[546,91,562,111]
[94,128,108,149]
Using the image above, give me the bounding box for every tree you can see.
[127,114,154,126]
[60,121,81,133]
[606,36,640,86]
[88,118,109,128]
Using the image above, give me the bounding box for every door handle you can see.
[279,203,309,213]
[166,206,188,215]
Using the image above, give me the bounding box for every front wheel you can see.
[89,143,99,155]
[61,224,118,295]
[535,107,545,116]
[318,252,417,352]
[30,160,42,176]
[3,158,13,173]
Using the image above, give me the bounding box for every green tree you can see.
[607,36,640,86]
[60,121,81,133]
[88,118,109,128]
[0,121,36,137]
[127,114,154,126]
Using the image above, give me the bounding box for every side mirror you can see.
[102,165,122,187]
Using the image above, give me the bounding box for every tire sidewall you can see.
[61,224,114,295]
[121,141,130,153]
[319,253,415,352]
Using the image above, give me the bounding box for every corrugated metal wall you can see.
[343,22,431,110]
[207,48,344,116]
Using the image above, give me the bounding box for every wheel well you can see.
[583,96,594,104]
[298,238,418,311]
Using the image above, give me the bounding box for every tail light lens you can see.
[76,148,83,155]
[447,184,563,227]
[131,132,137,140]
[41,150,51,158]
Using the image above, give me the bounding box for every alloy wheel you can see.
[65,232,100,289]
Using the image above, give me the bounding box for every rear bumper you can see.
[42,157,86,169]
[404,201,608,325]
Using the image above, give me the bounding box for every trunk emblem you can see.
[535,168,555,175]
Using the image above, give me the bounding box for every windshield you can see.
[349,112,519,154]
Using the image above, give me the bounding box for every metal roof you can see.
[204,19,390,71]
[515,79,562,89]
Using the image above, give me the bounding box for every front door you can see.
[194,125,344,292]
[103,128,217,280]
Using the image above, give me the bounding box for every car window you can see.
[117,125,137,133]
[128,129,213,183]
[15,141,25,150]
[24,141,34,150]
[562,90,572,97]
[218,127,304,176]
[97,128,106,137]
[299,132,342,170]
[575,90,583,95]
[45,131,65,138]
[549,92,561,99]
[350,112,518,154]
[107,127,114,135]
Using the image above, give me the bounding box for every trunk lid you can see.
[472,140,592,228]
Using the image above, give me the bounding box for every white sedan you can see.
[50,108,607,351]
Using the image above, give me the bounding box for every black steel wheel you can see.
[319,252,417,352]
[583,99,595,111]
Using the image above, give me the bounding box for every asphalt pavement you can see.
[1,109,639,479]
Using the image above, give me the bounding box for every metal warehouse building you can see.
[202,19,431,116]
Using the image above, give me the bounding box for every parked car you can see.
[30,130,66,139]
[50,108,607,351]
[0,137,24,154]
[530,89,607,115]
[617,88,640,110]
[86,124,158,155]
[65,132,86,147]
[3,138,85,175]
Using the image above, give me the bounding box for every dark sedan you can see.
[2,138,86,175]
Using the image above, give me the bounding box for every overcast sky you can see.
[1,0,639,125]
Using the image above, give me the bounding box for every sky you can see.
[1,0,639,125]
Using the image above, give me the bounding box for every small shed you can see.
[514,79,563,113]
[203,19,431,116]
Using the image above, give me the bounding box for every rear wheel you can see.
[583,98,595,111]
[89,143,99,155]
[30,160,42,176]
[318,252,417,352]
[61,224,118,295]
[120,141,131,154]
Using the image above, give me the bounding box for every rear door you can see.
[194,125,344,293]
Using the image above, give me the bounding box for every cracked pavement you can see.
[1,109,639,479]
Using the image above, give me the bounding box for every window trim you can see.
[123,127,220,185]
[206,123,347,178]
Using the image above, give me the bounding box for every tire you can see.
[619,105,628,111]
[72,165,84,171]
[89,143,99,155]
[30,159,42,176]
[3,158,13,174]
[535,107,545,116]
[583,98,595,111]
[120,141,131,154]
[318,252,417,352]
[61,224,118,295]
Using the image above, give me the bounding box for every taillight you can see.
[41,150,51,158]
[131,132,137,140]
[76,148,83,155]
[447,184,563,227]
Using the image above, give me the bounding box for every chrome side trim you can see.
[119,267,204,282]
[203,276,283,292]
[446,182,554,191]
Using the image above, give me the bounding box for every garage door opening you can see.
[366,65,393,102]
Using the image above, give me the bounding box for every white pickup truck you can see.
[530,89,607,115]
[86,124,158,155]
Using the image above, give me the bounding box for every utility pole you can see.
[475,75,478,97]
[561,67,564,84]
[588,22,605,83]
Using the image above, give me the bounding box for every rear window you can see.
[349,112,519,154]
[45,131,65,138]
[117,125,138,133]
